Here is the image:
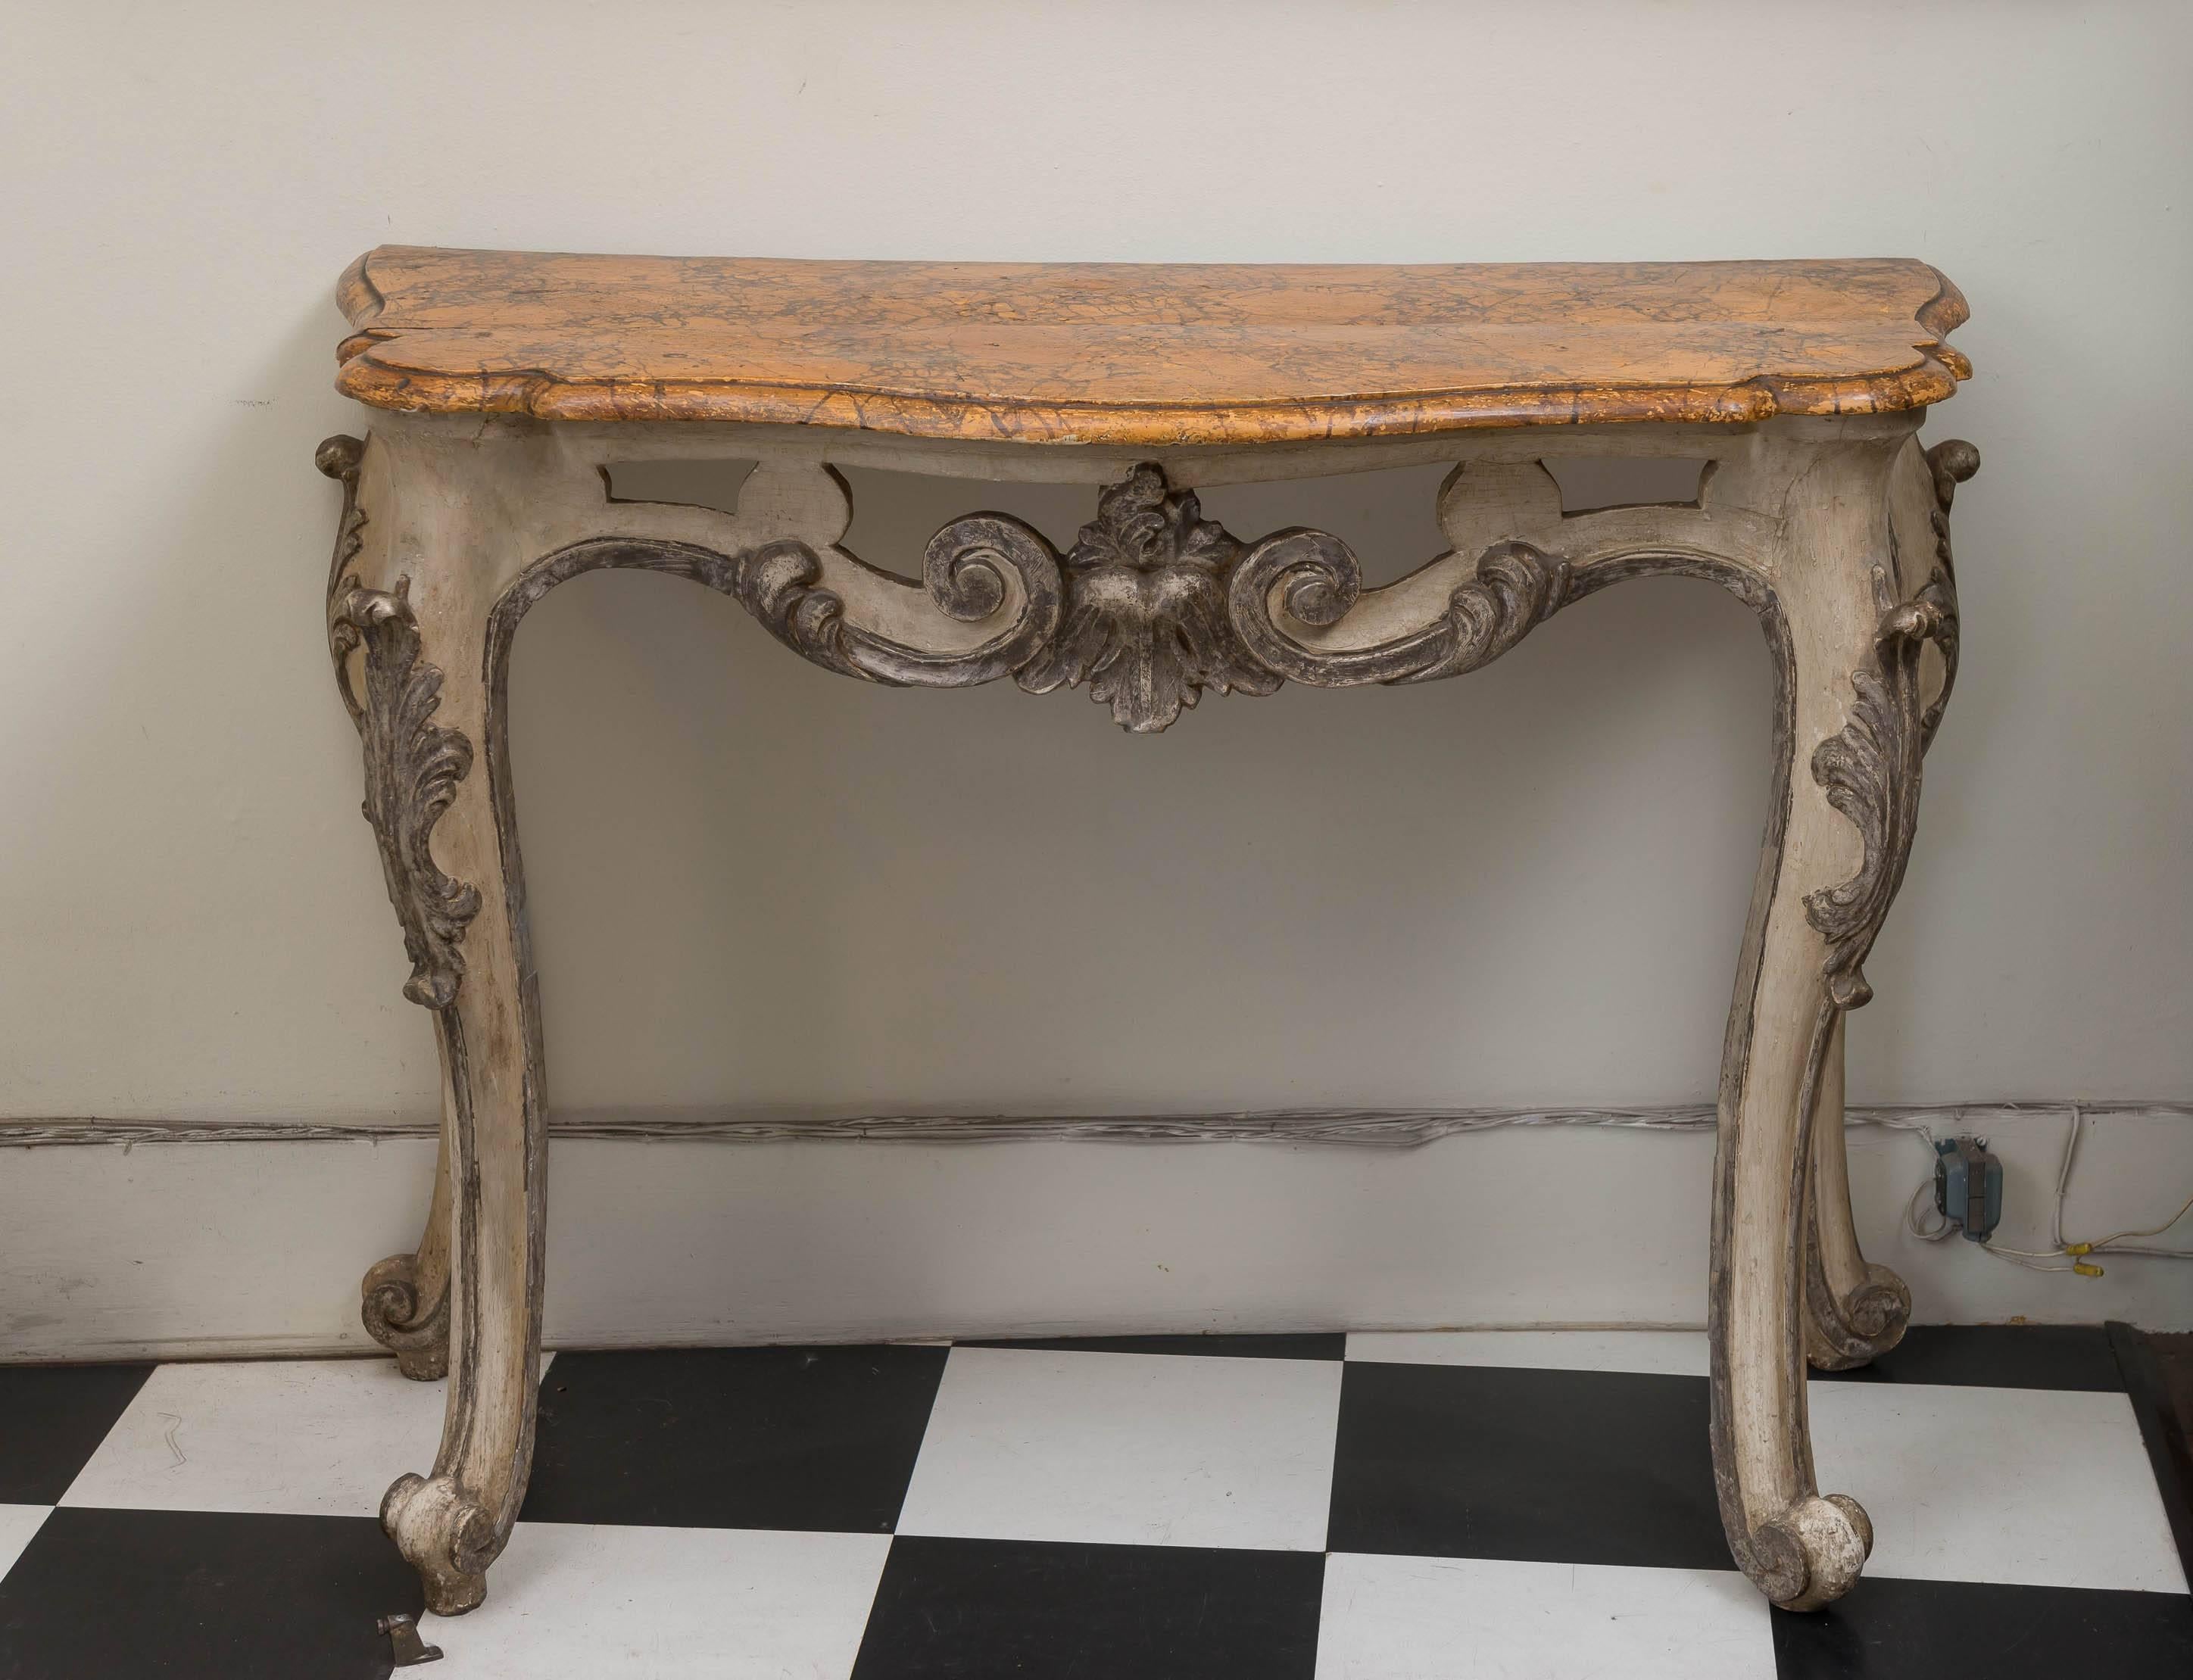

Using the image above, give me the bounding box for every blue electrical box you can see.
[1933,1136,2004,1242]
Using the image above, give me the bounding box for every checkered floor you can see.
[2,1327,2188,1678]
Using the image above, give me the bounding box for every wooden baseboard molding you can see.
[5,1099,2183,1149]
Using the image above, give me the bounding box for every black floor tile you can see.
[1328,1359,1729,1570]
[0,1507,420,1680]
[850,1535,1324,1680]
[2107,1321,2193,1591]
[1812,1324,2123,1392]
[521,1344,948,1531]
[0,1364,153,1504]
[1770,1572,2193,1677]
[958,1332,1347,1361]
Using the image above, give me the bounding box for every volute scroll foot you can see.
[1805,1255,1912,1373]
[382,1472,497,1616]
[360,1251,451,1382]
[1742,1493,1874,1612]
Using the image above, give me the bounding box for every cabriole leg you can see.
[1795,433,1976,1377]
[322,432,547,1616]
[1711,910,1873,1610]
[1708,435,1960,1610]
[326,432,454,1383]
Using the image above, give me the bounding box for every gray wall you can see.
[2,2,2188,1348]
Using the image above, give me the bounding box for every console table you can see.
[319,246,1976,1615]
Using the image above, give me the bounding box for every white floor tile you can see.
[419,1522,892,1679]
[61,1355,547,1518]
[0,1504,48,1578]
[1811,1379,2188,1594]
[897,1345,1342,1551]
[1316,1551,1775,1680]
[1346,1329,1709,1377]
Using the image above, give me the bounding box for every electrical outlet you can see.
[1933,1136,2004,1242]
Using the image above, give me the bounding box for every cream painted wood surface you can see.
[317,378,1974,1616]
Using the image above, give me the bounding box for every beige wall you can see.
[6,1108,2190,1363]
[2,3,2188,1343]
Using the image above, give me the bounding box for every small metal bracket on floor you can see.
[378,1613,444,1666]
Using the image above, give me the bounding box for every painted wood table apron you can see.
[317,247,1979,1616]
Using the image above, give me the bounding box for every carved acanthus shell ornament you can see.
[1015,464,1280,732]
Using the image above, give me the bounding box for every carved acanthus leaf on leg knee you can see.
[326,569,481,1011]
[1798,439,1976,1374]
[321,435,477,1376]
[1805,439,1976,1007]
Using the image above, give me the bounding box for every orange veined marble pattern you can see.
[335,247,1970,444]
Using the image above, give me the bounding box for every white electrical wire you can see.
[2053,1105,2080,1251]
[1906,1173,1957,1243]
[2080,1186,2193,1251]
[2095,1245,2193,1260]
[1879,1114,1963,1244]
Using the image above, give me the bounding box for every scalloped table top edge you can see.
[333,246,1971,446]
